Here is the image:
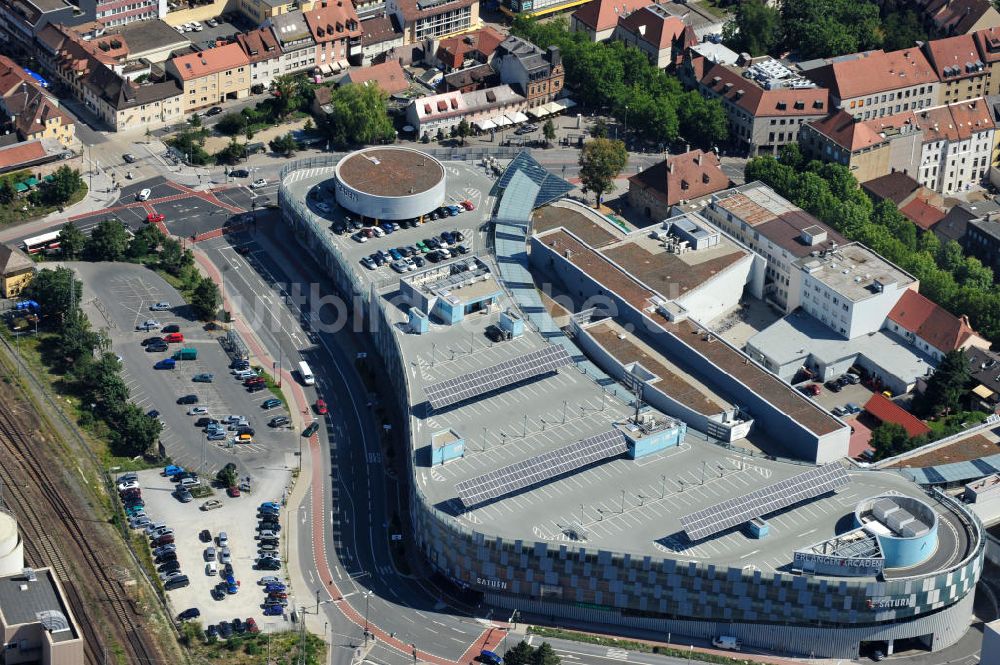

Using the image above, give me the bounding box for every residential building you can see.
[236,0,297,26]
[0,55,75,147]
[973,27,1000,96]
[912,0,1000,37]
[612,5,694,69]
[862,393,931,438]
[688,40,738,67]
[965,346,1000,411]
[886,289,991,361]
[358,14,403,65]
[917,98,995,194]
[0,243,35,298]
[304,0,361,76]
[385,0,478,44]
[964,208,1000,274]
[934,198,999,244]
[235,27,283,91]
[569,0,649,42]
[0,138,65,174]
[922,34,989,105]
[684,54,829,156]
[77,0,162,28]
[342,59,408,94]
[648,0,723,40]
[266,10,319,75]
[861,172,946,233]
[492,36,563,109]
[406,84,524,136]
[165,43,250,113]
[803,48,939,120]
[107,19,190,63]
[628,149,730,221]
[434,25,504,71]
[442,63,497,92]
[0,0,90,52]
[703,182,848,313]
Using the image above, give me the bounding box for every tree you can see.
[127,224,164,260]
[110,402,162,457]
[319,83,396,149]
[869,422,911,461]
[531,643,560,665]
[190,276,220,321]
[58,223,86,260]
[188,112,201,128]
[590,118,608,139]
[914,349,971,418]
[504,641,535,665]
[456,118,471,146]
[270,74,302,120]
[24,267,82,327]
[216,112,248,136]
[542,119,556,146]
[781,0,883,59]
[722,0,782,56]
[84,218,129,262]
[217,462,238,487]
[579,138,628,207]
[159,238,192,276]
[677,91,728,148]
[34,166,84,206]
[268,132,301,156]
[214,139,249,165]
[0,179,15,204]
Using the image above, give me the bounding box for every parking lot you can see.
[72,262,299,475]
[297,162,495,282]
[130,467,293,632]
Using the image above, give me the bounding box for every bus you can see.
[298,361,315,386]
[21,230,62,255]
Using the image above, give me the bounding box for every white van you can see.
[711,636,741,651]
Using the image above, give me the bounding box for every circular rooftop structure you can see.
[333,147,446,220]
[0,511,23,576]
[855,495,939,569]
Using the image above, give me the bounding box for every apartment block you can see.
[165,43,250,113]
[612,5,694,69]
[917,98,996,194]
[492,36,563,109]
[303,0,361,75]
[386,0,478,44]
[569,0,648,42]
[235,27,283,90]
[923,34,989,105]
[266,10,319,75]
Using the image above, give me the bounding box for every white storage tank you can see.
[0,510,24,576]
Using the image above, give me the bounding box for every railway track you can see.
[0,404,157,664]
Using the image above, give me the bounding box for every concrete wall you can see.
[161,0,230,25]
[674,252,755,324]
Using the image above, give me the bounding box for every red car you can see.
[461,200,475,211]
[244,377,265,387]
[315,399,327,415]
[163,333,184,343]
[146,212,165,224]
[227,486,241,497]
[246,617,259,634]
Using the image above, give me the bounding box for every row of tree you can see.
[723,0,928,59]
[0,166,85,208]
[57,220,219,320]
[23,267,163,457]
[510,17,728,149]
[745,148,1000,344]
[504,640,560,665]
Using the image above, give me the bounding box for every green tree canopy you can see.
[579,138,628,206]
[84,218,130,262]
[504,641,535,665]
[543,119,556,145]
[215,139,249,166]
[24,267,82,327]
[216,112,248,136]
[127,224,164,259]
[869,422,911,461]
[110,402,162,457]
[190,276,220,321]
[914,349,971,418]
[722,0,782,56]
[268,132,301,156]
[58,222,86,260]
[33,166,84,206]
[319,83,396,149]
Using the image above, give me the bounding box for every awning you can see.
[542,101,562,115]
[319,64,334,74]
[508,111,529,124]
[14,182,27,193]
[474,119,496,131]
[973,384,995,399]
[527,107,547,118]
[492,115,512,127]
[554,98,576,110]
[24,177,38,187]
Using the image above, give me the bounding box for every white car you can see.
[371,226,385,238]
[258,575,280,586]
[219,547,231,564]
[205,562,217,576]
[136,319,159,330]
[187,406,209,415]
[191,21,203,31]
[200,499,222,511]
[251,178,267,188]
[205,18,218,27]
[150,302,171,311]
[137,188,151,201]
[117,480,139,492]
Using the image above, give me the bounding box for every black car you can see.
[195,417,218,427]
[207,106,223,116]
[156,553,178,564]
[425,237,440,249]
[332,222,346,234]
[178,607,200,621]
[302,422,320,437]
[269,416,290,427]
[147,409,160,419]
[258,522,280,533]
[141,336,163,346]
[158,560,181,573]
[123,153,138,164]
[162,324,180,333]
[247,383,266,392]
[223,562,234,577]
[453,231,465,241]
[236,426,256,436]
[230,359,250,370]
[230,168,249,178]
[426,251,441,263]
[211,587,226,601]
[199,529,212,543]
[485,325,508,343]
[456,244,468,255]
[232,617,246,634]
[218,621,234,638]
[256,559,281,570]
[177,394,199,405]
[146,343,168,352]
[824,380,843,393]
[206,624,219,638]
[164,575,189,590]
[258,538,279,547]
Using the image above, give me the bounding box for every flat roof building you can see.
[0,568,83,665]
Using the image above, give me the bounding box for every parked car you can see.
[193,373,214,383]
[262,398,282,409]
[164,575,189,590]
[302,422,320,437]
[188,406,209,415]
[136,319,159,331]
[269,416,290,427]
[206,106,223,116]
[201,499,222,511]
[146,342,168,352]
[123,153,137,164]
[230,168,249,178]
[178,608,200,621]
[150,302,171,311]
[199,529,212,542]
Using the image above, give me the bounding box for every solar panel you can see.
[456,430,627,506]
[423,345,572,410]
[679,464,850,541]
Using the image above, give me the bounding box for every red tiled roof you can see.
[435,26,504,70]
[170,43,249,80]
[806,109,886,152]
[888,289,985,354]
[863,393,931,438]
[700,61,829,118]
[0,141,46,171]
[616,7,687,50]
[346,60,408,94]
[805,48,938,100]
[0,55,43,99]
[917,97,994,142]
[923,34,983,79]
[304,0,361,43]
[918,0,998,35]
[628,149,729,206]
[572,0,650,32]
[974,26,1000,63]
[235,27,282,65]
[899,198,946,230]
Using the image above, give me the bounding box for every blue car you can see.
[264,583,286,593]
[388,248,403,260]
[380,223,394,234]
[154,358,176,370]
[480,651,503,665]
[260,501,280,511]
[163,465,184,477]
[263,604,283,616]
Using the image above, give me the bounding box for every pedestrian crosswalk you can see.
[605,648,629,661]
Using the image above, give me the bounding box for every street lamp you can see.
[363,589,374,645]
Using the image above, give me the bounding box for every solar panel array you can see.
[455,430,627,506]
[679,464,850,541]
[423,345,572,410]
